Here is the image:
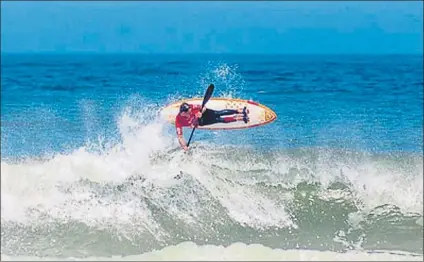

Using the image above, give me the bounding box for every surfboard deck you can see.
[160,97,277,130]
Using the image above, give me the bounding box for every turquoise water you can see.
[1,54,423,260]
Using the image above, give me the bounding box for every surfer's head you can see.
[179,102,191,114]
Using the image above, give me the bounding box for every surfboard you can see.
[160,97,277,130]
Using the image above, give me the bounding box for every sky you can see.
[1,1,423,54]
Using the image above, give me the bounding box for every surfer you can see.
[175,102,249,151]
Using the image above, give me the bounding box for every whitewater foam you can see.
[1,105,423,257]
[1,242,422,261]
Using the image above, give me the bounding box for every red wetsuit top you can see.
[175,104,202,136]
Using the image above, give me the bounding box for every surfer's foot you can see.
[235,114,249,123]
[242,107,249,123]
[238,107,249,115]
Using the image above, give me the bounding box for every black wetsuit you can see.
[199,109,239,126]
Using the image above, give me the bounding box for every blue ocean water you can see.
[1,54,423,260]
[1,54,422,158]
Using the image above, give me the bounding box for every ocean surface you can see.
[1,53,423,261]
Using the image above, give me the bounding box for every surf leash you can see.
[186,83,214,147]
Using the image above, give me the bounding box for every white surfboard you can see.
[160,97,277,130]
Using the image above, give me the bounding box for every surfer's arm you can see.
[193,104,206,114]
[177,132,188,151]
[194,105,206,118]
[175,122,189,151]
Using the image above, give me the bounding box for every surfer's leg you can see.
[199,109,216,126]
[202,115,247,124]
[216,107,249,123]
[214,107,249,116]
[214,114,247,124]
[202,108,249,125]
[214,109,239,116]
[215,116,237,123]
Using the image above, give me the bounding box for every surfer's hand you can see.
[191,121,199,128]
[195,112,202,118]
[183,145,189,151]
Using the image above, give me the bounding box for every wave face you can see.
[1,54,423,260]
